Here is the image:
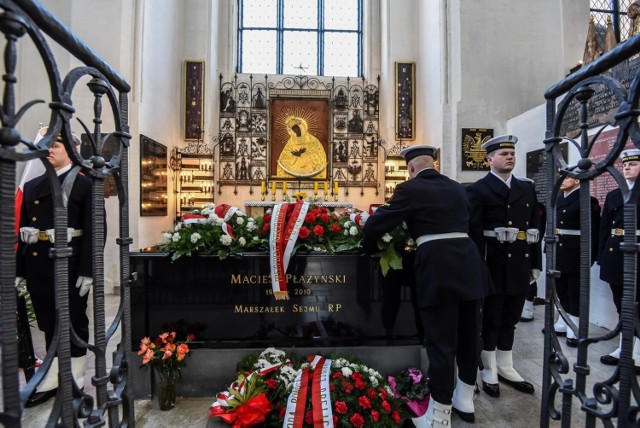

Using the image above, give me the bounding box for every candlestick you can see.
[282,181,287,194]
[334,181,339,201]
[324,182,329,195]
[261,180,266,195]
[271,181,276,195]
[313,182,318,195]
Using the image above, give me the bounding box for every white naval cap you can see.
[481,134,518,153]
[620,148,640,162]
[399,145,438,162]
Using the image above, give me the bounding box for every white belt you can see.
[611,228,640,237]
[19,227,83,244]
[416,232,468,246]
[556,228,581,236]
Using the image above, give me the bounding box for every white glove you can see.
[75,276,93,297]
[15,277,27,295]
[530,269,541,284]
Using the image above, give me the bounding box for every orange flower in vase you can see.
[138,331,192,410]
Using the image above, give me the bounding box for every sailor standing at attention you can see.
[467,135,542,398]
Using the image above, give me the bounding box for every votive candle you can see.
[261,181,266,194]
[313,182,318,195]
[271,181,276,194]
[324,182,329,195]
[282,181,287,194]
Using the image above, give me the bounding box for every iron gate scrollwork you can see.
[0,1,132,427]
[542,35,640,427]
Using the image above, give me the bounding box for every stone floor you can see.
[16,294,633,427]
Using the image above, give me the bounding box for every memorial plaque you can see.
[590,128,635,206]
[526,143,568,200]
[461,128,492,171]
[130,252,421,349]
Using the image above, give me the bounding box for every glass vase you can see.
[155,369,178,411]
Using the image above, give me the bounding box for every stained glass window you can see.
[238,0,362,76]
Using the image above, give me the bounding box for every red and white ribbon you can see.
[214,204,238,240]
[182,213,207,224]
[269,201,309,300]
[283,356,334,428]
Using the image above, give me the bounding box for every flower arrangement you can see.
[137,331,192,375]
[157,204,267,261]
[388,367,430,418]
[372,222,416,276]
[157,203,366,261]
[209,348,299,426]
[209,349,404,427]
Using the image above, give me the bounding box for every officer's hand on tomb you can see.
[530,269,541,284]
[15,277,26,295]
[75,276,93,297]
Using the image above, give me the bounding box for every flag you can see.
[14,127,47,237]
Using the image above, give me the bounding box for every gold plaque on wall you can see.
[462,128,492,171]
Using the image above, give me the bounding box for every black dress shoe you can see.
[566,338,578,348]
[600,354,619,366]
[25,388,57,408]
[482,381,500,398]
[452,406,475,423]
[541,328,567,337]
[519,316,534,323]
[497,375,535,394]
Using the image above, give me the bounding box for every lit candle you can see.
[282,181,287,194]
[271,181,276,194]
[313,182,318,195]
[324,182,329,195]
[261,181,266,194]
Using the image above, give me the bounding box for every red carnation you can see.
[371,409,380,422]
[330,383,335,391]
[330,223,341,233]
[320,207,328,214]
[392,410,401,423]
[279,407,286,418]
[382,400,391,413]
[333,415,339,425]
[354,378,366,390]
[379,388,388,400]
[334,401,348,414]
[299,227,310,239]
[320,213,330,223]
[349,413,365,428]
[262,224,270,232]
[305,212,317,223]
[352,373,363,380]
[263,214,271,223]
[366,388,377,399]
[342,380,354,394]
[313,225,325,237]
[332,372,344,379]
[265,378,277,389]
[358,396,371,409]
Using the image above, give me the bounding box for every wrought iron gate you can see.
[542,35,640,427]
[0,1,132,427]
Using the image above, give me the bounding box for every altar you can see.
[242,200,353,215]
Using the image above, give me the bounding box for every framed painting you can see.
[269,97,330,181]
[184,60,205,140]
[140,135,168,216]
[395,62,415,140]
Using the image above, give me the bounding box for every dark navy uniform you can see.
[598,187,640,315]
[363,167,488,405]
[556,189,600,317]
[467,173,542,351]
[16,169,93,357]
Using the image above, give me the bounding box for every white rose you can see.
[172,232,180,242]
[174,223,182,231]
[201,207,212,216]
[236,217,245,225]
[238,237,246,246]
[163,233,172,242]
[253,236,260,241]
[246,223,257,232]
[215,218,224,225]
[382,233,392,243]
[349,226,359,236]
[341,367,353,377]
[220,235,232,246]
[190,232,201,243]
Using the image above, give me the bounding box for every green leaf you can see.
[375,244,403,277]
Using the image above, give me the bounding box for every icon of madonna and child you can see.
[275,114,328,179]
